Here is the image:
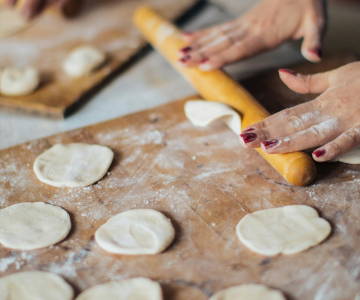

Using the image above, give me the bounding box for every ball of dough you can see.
[236,205,331,256]
[0,202,71,250]
[33,143,113,187]
[210,284,285,300]
[0,66,39,96]
[0,271,73,300]
[76,277,162,300]
[95,209,175,255]
[184,100,241,135]
[63,46,106,77]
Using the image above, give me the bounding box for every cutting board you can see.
[0,0,199,118]
[0,56,360,300]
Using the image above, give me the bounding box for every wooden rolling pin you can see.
[133,6,316,186]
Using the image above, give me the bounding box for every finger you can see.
[301,16,325,63]
[312,127,360,162]
[260,118,342,154]
[278,68,331,94]
[21,0,44,19]
[4,0,17,6]
[240,100,320,147]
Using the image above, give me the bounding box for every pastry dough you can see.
[335,147,360,164]
[76,277,162,300]
[0,202,71,250]
[0,271,73,300]
[0,66,39,96]
[63,46,106,77]
[210,284,285,300]
[95,209,175,255]
[236,205,331,256]
[33,143,113,187]
[184,100,241,135]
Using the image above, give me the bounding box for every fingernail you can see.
[199,63,213,71]
[309,48,322,58]
[179,55,191,63]
[180,46,192,53]
[278,68,296,75]
[313,149,326,158]
[240,132,257,144]
[243,127,255,132]
[199,58,209,63]
[261,139,279,150]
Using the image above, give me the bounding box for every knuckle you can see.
[327,141,343,157]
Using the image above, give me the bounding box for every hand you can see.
[179,0,326,71]
[239,61,360,162]
[4,0,75,19]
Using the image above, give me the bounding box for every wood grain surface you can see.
[0,56,360,300]
[0,0,198,118]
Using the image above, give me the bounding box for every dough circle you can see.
[33,143,113,187]
[335,147,360,164]
[0,271,73,300]
[236,205,331,256]
[210,284,285,300]
[76,277,162,300]
[0,202,71,250]
[0,66,39,96]
[95,209,175,255]
[63,46,106,77]
[0,6,27,38]
[184,100,241,134]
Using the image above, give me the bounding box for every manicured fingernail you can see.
[309,48,322,58]
[199,63,213,71]
[243,127,255,132]
[278,68,296,75]
[261,139,279,150]
[180,46,192,53]
[313,149,326,158]
[199,58,209,63]
[240,132,257,144]
[179,55,191,63]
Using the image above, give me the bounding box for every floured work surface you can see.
[1,57,360,300]
[0,0,197,118]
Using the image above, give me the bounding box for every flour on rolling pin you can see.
[156,24,178,44]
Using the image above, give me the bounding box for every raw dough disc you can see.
[236,205,331,256]
[184,100,241,134]
[0,271,73,300]
[210,284,285,300]
[63,46,106,77]
[0,202,71,250]
[335,146,360,164]
[0,66,39,96]
[76,277,162,300]
[95,209,175,255]
[33,143,113,187]
[0,6,28,38]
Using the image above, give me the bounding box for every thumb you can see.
[300,18,324,63]
[278,68,330,94]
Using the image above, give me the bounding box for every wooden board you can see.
[0,0,199,118]
[1,56,360,300]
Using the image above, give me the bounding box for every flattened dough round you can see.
[33,143,113,187]
[0,202,71,250]
[210,284,285,300]
[0,271,73,300]
[95,209,175,255]
[236,205,331,256]
[63,46,106,77]
[184,100,241,134]
[76,277,162,300]
[0,6,27,38]
[0,66,39,96]
[335,147,360,164]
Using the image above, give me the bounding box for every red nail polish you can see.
[278,68,296,75]
[261,139,279,149]
[309,48,322,58]
[243,127,255,132]
[199,58,209,63]
[240,132,257,143]
[180,46,192,53]
[313,149,326,158]
[179,55,191,63]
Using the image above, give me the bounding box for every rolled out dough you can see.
[335,147,360,164]
[0,202,71,250]
[0,271,73,300]
[33,143,114,187]
[0,6,27,38]
[95,209,175,255]
[76,277,162,300]
[184,100,241,135]
[210,284,286,300]
[236,205,331,256]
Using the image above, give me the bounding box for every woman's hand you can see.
[179,0,326,70]
[239,62,360,162]
[4,0,75,19]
